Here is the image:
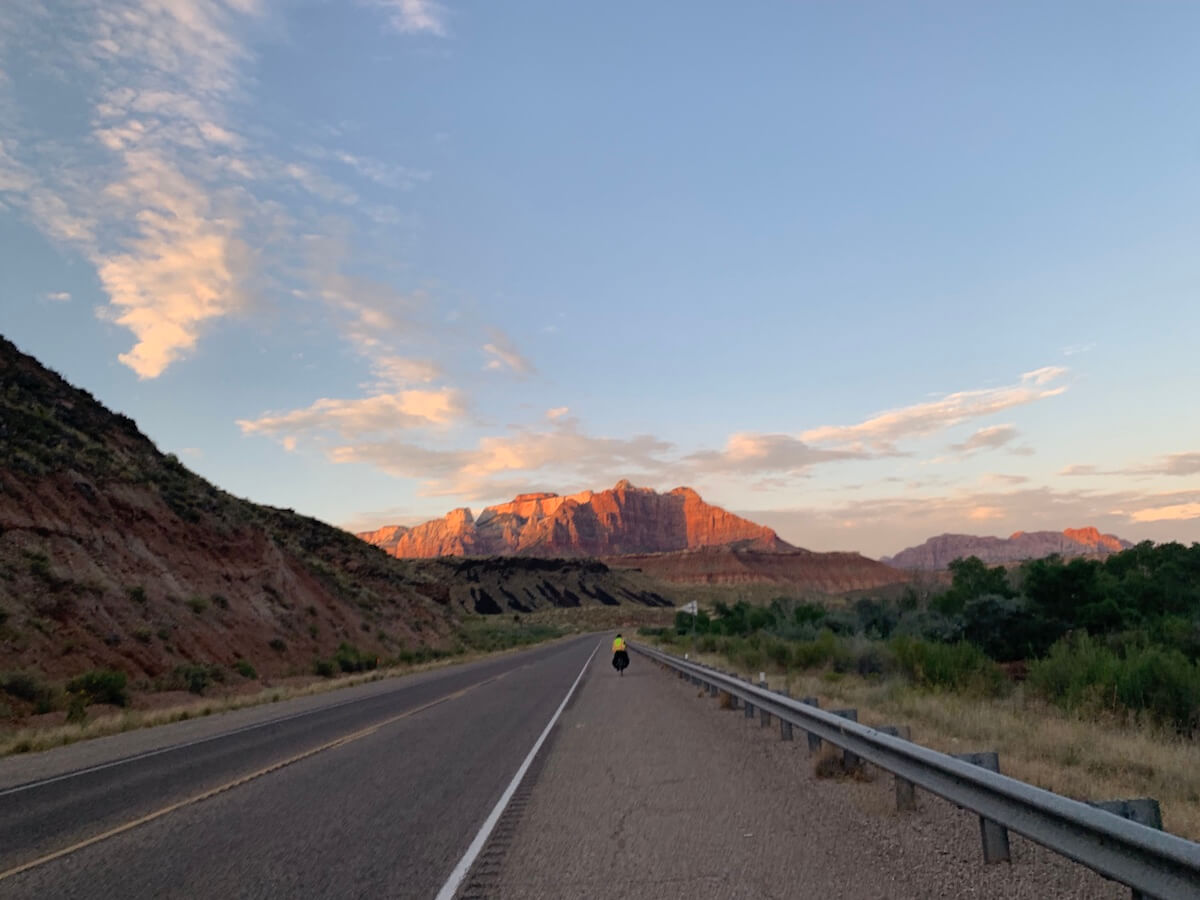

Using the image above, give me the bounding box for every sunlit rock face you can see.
[883,528,1134,570]
[358,481,792,559]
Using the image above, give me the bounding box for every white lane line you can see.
[434,641,600,900]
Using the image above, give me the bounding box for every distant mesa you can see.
[358,480,792,559]
[359,482,907,593]
[883,527,1134,571]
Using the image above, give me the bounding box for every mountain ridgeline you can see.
[884,528,1133,571]
[358,482,791,558]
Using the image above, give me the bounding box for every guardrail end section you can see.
[953,752,1011,864]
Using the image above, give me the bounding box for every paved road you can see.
[0,635,599,899]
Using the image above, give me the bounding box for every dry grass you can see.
[0,633,576,758]
[685,649,1200,841]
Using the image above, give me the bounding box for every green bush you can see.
[269,638,287,652]
[314,659,335,678]
[66,669,128,707]
[2,672,48,703]
[234,659,257,679]
[891,637,1006,697]
[132,627,152,644]
[211,594,229,610]
[165,663,226,695]
[1028,634,1200,733]
[127,586,147,604]
[334,642,378,673]
[791,630,840,670]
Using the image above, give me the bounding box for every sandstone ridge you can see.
[361,481,793,559]
[884,528,1134,571]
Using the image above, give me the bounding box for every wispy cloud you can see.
[950,424,1018,455]
[1060,451,1200,478]
[238,388,463,441]
[329,416,675,498]
[43,291,71,302]
[801,367,1068,452]
[374,0,448,36]
[1129,502,1200,523]
[483,330,536,374]
[684,433,864,477]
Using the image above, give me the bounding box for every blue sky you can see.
[2,0,1198,557]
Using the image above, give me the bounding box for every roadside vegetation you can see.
[642,541,1200,839]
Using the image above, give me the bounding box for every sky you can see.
[2,1,1199,559]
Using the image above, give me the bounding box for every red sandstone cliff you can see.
[362,481,792,559]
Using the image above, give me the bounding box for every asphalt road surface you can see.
[0,635,599,899]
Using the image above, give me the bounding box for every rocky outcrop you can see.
[884,528,1134,571]
[361,480,791,559]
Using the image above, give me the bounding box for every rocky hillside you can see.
[883,527,1133,570]
[361,481,792,558]
[0,336,673,689]
[606,544,906,594]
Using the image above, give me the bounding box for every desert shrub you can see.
[127,586,147,604]
[167,663,226,695]
[314,659,335,678]
[891,636,1006,697]
[831,637,893,678]
[66,669,128,707]
[2,672,47,703]
[269,638,287,652]
[892,610,963,644]
[334,642,378,673]
[65,691,88,723]
[961,594,1062,661]
[637,626,667,638]
[234,659,257,679]
[791,630,840,670]
[186,595,209,614]
[0,606,9,625]
[211,594,229,610]
[132,627,152,644]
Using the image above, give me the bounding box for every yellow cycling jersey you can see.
[612,637,626,652]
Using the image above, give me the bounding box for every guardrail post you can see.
[744,698,755,718]
[758,679,772,727]
[801,697,821,753]
[879,726,915,810]
[778,688,793,741]
[831,709,860,769]
[953,752,1011,864]
[1092,798,1163,900]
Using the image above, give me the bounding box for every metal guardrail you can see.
[632,642,1200,900]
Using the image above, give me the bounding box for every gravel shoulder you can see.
[466,651,1127,900]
